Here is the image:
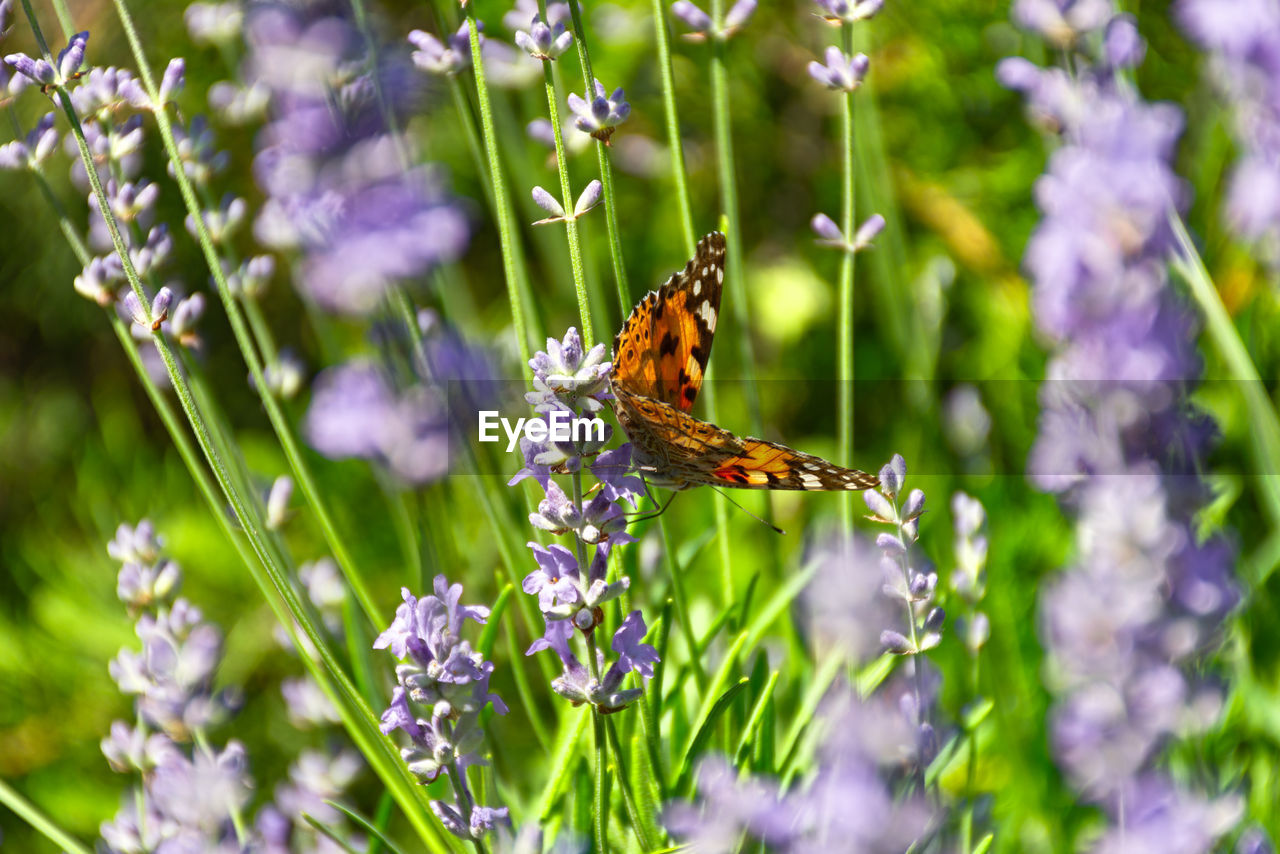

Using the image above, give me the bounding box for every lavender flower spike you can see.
[672,0,756,40]
[808,46,870,92]
[568,79,631,142]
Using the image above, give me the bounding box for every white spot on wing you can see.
[800,472,823,489]
[698,302,717,331]
[716,267,724,284]
[693,280,702,296]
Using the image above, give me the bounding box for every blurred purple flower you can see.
[305,360,453,484]
[812,0,883,24]
[808,46,869,91]
[1179,0,1280,262]
[408,22,477,76]
[1007,9,1240,843]
[1013,0,1110,45]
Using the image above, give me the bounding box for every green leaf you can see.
[302,812,363,854]
[735,669,780,768]
[329,801,411,854]
[477,583,513,659]
[629,725,666,850]
[538,707,593,821]
[973,833,995,854]
[743,563,818,649]
[676,638,752,796]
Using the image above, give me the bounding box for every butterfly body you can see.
[610,232,878,492]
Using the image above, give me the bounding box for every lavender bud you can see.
[531,185,566,218]
[723,0,757,31]
[853,213,886,249]
[56,31,90,81]
[4,53,55,85]
[923,607,945,633]
[671,0,713,32]
[1104,13,1145,69]
[965,612,990,652]
[807,47,869,92]
[150,287,173,330]
[169,292,205,344]
[810,211,845,243]
[881,630,915,655]
[876,532,905,555]
[185,2,243,45]
[901,488,926,521]
[573,179,603,217]
[266,475,293,530]
[158,58,185,102]
[863,488,896,521]
[879,454,906,497]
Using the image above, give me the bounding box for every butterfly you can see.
[610,231,878,492]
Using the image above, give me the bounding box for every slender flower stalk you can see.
[463,3,535,365]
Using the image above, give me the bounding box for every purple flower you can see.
[812,0,883,24]
[611,611,658,678]
[526,327,612,413]
[1012,0,1110,45]
[185,2,244,45]
[807,47,869,92]
[1008,9,1239,842]
[504,0,570,31]
[408,22,477,76]
[671,0,755,40]
[1178,0,1280,261]
[522,542,582,611]
[0,111,58,171]
[5,30,88,89]
[305,361,452,484]
[515,14,572,60]
[568,78,631,140]
[376,578,507,835]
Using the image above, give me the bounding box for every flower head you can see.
[515,14,572,60]
[409,22,477,76]
[526,327,612,413]
[812,0,883,24]
[567,79,630,141]
[808,46,869,92]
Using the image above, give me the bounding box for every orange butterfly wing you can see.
[614,386,877,490]
[610,232,877,492]
[611,232,724,412]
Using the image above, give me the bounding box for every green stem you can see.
[0,778,92,854]
[837,22,857,531]
[563,0,629,320]
[707,4,762,434]
[651,0,697,256]
[592,710,610,854]
[594,149,630,318]
[444,759,489,854]
[538,50,594,344]
[463,5,534,366]
[1169,212,1280,527]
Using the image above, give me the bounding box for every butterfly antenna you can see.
[624,490,679,525]
[710,487,786,535]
